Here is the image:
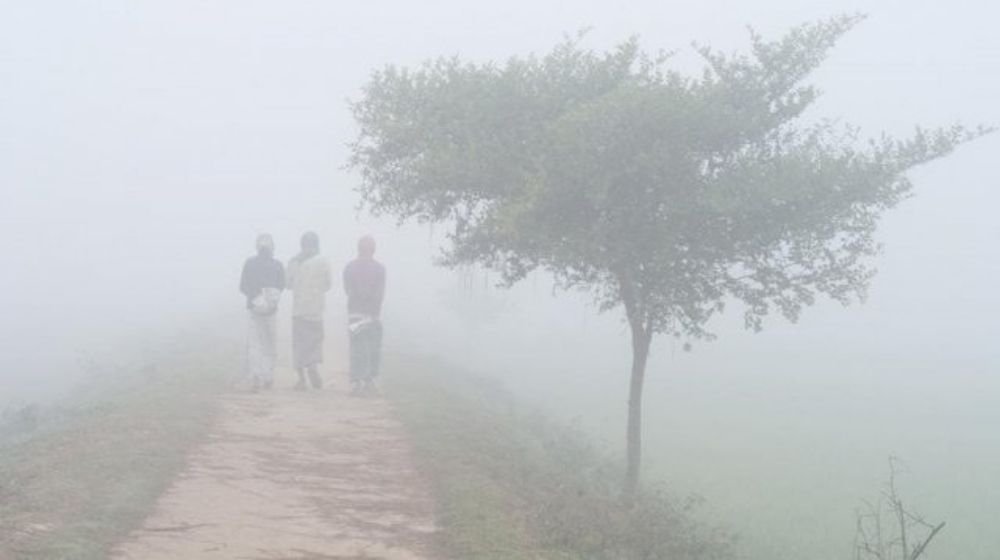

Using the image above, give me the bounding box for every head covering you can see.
[293,231,320,262]
[357,234,376,257]
[256,233,274,256]
[301,231,319,250]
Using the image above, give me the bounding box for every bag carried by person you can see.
[251,287,281,315]
[348,313,380,335]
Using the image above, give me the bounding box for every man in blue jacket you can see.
[239,233,285,391]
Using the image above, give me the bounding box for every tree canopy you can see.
[347,14,989,497]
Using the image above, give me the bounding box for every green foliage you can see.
[349,15,989,338]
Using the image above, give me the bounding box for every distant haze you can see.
[1,2,997,559]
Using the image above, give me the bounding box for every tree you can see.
[854,458,946,560]
[347,15,989,501]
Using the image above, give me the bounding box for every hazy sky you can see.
[1,2,998,557]
[4,0,996,386]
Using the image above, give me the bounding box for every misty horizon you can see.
[1,2,998,559]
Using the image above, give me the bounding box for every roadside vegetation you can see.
[385,353,735,560]
[0,329,238,559]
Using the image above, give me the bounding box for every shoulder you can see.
[301,257,330,273]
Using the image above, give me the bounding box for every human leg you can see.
[247,311,268,390]
[368,321,383,380]
[360,322,383,392]
[293,318,325,390]
[307,365,323,389]
[261,313,277,389]
[348,325,361,391]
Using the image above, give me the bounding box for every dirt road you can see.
[111,387,438,559]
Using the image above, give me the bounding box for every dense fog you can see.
[2,1,997,559]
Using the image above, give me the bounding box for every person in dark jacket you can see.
[343,235,386,394]
[240,233,285,390]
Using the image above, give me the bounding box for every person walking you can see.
[239,233,285,391]
[287,231,332,390]
[343,235,386,395]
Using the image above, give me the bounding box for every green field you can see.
[384,352,735,560]
[476,343,999,560]
[3,323,992,560]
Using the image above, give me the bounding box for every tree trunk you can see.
[623,317,652,503]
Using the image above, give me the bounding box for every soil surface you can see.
[111,387,438,559]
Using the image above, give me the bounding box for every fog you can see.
[2,1,998,559]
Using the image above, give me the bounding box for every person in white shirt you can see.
[287,231,332,390]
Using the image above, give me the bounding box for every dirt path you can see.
[111,387,438,560]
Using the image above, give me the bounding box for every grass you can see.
[0,329,238,559]
[384,353,735,560]
[0,332,733,559]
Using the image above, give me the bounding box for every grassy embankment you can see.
[0,330,238,559]
[385,353,735,560]
[2,333,733,560]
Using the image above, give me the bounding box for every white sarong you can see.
[247,310,277,385]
